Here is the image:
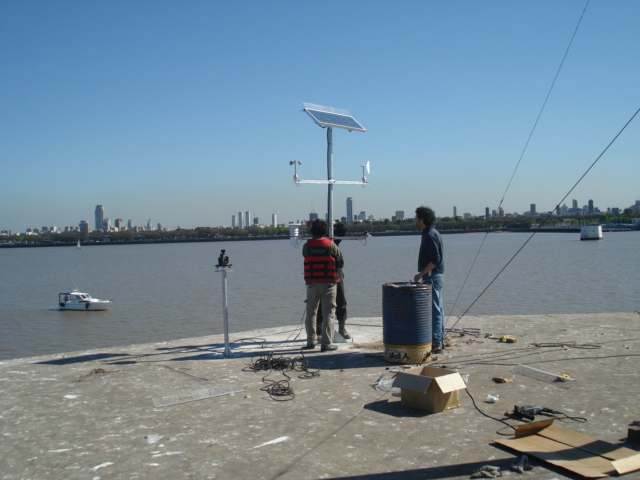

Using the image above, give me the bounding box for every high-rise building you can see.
[245,211,250,229]
[238,212,243,229]
[309,212,319,221]
[395,210,405,220]
[485,207,490,219]
[346,197,354,223]
[271,214,277,228]
[358,211,366,221]
[79,220,90,233]
[128,219,133,230]
[95,205,104,231]
[530,204,537,216]
[588,199,594,215]
[115,218,124,230]
[453,206,457,218]
[572,199,578,209]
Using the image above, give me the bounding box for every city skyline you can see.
[3,194,639,236]
[1,2,638,234]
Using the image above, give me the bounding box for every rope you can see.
[446,1,592,332]
[447,104,639,333]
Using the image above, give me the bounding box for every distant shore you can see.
[0,227,598,249]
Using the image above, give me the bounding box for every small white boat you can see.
[580,225,603,241]
[58,290,112,311]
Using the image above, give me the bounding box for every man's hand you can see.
[413,273,422,283]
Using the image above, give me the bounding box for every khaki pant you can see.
[305,282,337,346]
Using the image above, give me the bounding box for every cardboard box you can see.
[392,366,467,413]
[495,419,640,478]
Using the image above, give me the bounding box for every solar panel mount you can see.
[294,102,368,239]
[303,103,365,132]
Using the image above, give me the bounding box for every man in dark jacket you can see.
[316,221,350,339]
[413,206,445,353]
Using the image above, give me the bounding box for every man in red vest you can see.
[302,219,344,352]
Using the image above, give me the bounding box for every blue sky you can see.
[1,0,639,232]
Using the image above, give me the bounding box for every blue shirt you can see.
[418,226,444,277]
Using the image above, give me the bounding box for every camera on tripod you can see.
[216,249,231,268]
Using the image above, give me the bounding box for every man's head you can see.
[333,221,346,237]
[309,219,328,238]
[333,221,346,245]
[415,206,436,229]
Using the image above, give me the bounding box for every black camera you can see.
[217,249,231,268]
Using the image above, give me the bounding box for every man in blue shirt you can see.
[413,206,445,353]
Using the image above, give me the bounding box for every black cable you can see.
[445,352,640,368]
[496,0,591,214]
[554,412,588,423]
[505,407,587,424]
[443,2,639,335]
[234,337,267,346]
[531,342,601,350]
[243,351,320,401]
[284,304,307,343]
[447,97,638,333]
[465,388,517,435]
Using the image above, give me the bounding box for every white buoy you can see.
[580,225,603,240]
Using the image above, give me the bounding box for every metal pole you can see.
[221,269,232,357]
[327,126,334,238]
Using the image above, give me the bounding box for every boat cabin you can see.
[59,291,91,306]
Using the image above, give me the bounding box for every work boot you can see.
[338,321,351,339]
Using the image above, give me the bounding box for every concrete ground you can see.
[1,312,639,480]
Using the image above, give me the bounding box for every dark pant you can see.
[316,269,346,328]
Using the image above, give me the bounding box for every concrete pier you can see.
[1,312,639,480]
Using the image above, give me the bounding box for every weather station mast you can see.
[290,103,370,242]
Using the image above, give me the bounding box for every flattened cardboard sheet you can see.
[495,419,640,478]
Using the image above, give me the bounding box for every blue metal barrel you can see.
[382,282,432,363]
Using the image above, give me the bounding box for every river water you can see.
[1,231,638,360]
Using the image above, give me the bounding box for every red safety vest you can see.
[304,238,340,283]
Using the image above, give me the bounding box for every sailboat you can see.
[77,239,82,249]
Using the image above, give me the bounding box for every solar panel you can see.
[303,104,365,132]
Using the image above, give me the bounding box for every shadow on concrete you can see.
[320,455,577,480]
[490,442,586,480]
[35,353,130,365]
[33,341,391,371]
[363,398,430,418]
[293,457,529,480]
[302,351,389,370]
[99,343,391,370]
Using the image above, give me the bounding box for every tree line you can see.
[2,211,638,246]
